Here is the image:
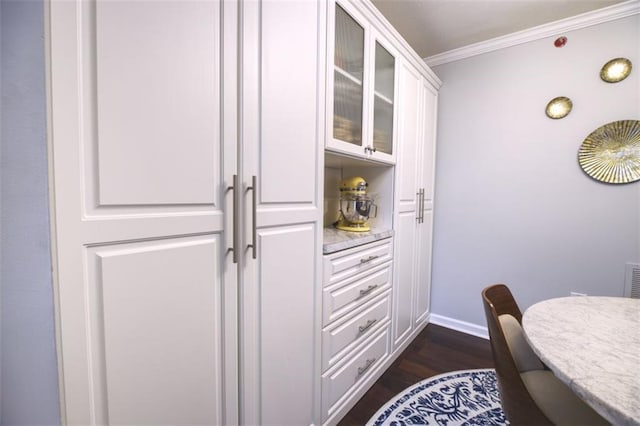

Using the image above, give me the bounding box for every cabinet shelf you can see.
[335,64,363,86]
[373,90,393,105]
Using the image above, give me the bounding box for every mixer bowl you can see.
[339,197,375,224]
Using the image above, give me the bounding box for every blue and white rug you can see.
[367,369,508,425]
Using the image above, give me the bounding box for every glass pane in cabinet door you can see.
[333,5,364,146]
[373,42,394,154]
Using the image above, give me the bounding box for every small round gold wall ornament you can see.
[600,58,632,83]
[545,96,573,119]
[578,120,640,184]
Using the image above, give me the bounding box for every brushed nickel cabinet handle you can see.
[358,318,377,333]
[359,284,378,297]
[360,255,379,264]
[416,189,421,222]
[418,188,425,224]
[421,188,425,224]
[357,358,376,376]
[247,175,257,259]
[227,175,239,264]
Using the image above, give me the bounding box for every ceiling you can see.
[370,0,626,59]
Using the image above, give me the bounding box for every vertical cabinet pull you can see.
[420,188,425,224]
[247,175,257,259]
[416,188,425,224]
[228,175,239,264]
[229,175,258,263]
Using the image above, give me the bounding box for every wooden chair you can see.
[482,284,608,425]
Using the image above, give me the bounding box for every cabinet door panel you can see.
[414,82,437,325]
[260,0,319,204]
[328,2,396,164]
[48,2,234,424]
[414,209,433,325]
[421,83,438,201]
[333,3,365,147]
[92,237,223,425]
[95,1,220,206]
[240,1,323,424]
[396,62,421,206]
[372,41,395,155]
[393,212,416,347]
[243,225,317,425]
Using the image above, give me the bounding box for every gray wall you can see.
[1,0,60,424]
[0,1,637,423]
[431,14,640,330]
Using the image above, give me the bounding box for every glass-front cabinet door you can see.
[328,1,397,164]
[372,40,395,156]
[333,4,365,148]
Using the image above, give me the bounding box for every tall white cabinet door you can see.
[47,1,236,424]
[414,82,438,325]
[239,1,324,425]
[392,61,422,348]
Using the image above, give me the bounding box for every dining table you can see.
[522,296,640,426]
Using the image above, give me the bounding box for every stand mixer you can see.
[335,176,377,232]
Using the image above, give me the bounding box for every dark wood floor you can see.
[338,323,494,425]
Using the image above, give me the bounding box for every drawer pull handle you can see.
[360,255,379,264]
[357,358,376,377]
[359,284,378,297]
[358,319,377,333]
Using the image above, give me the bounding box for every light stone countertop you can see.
[323,226,393,254]
[522,296,640,426]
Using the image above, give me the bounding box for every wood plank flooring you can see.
[338,323,494,425]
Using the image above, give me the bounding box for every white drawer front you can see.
[322,293,391,371]
[323,238,393,286]
[323,263,391,326]
[321,326,390,422]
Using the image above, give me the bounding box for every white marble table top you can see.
[523,296,640,426]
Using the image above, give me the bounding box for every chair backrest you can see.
[482,284,553,425]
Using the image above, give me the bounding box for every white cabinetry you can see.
[327,0,397,164]
[321,1,440,424]
[321,239,393,424]
[415,80,438,327]
[239,2,324,424]
[392,59,439,350]
[47,1,323,424]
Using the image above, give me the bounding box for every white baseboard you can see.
[430,314,489,340]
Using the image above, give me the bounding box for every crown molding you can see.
[424,0,640,68]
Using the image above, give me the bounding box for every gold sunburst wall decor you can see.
[578,120,640,184]
[545,96,573,119]
[600,58,632,83]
